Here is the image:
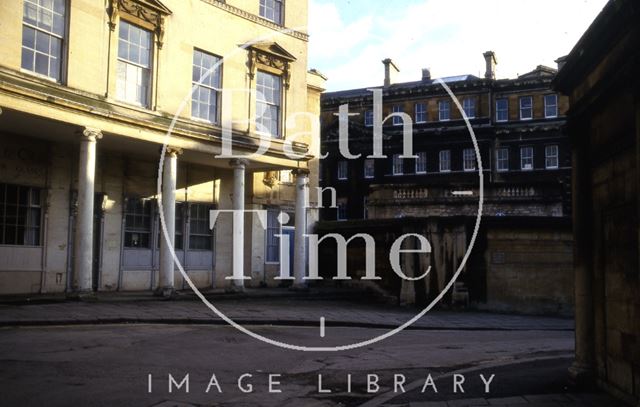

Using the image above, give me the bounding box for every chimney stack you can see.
[382,58,400,87]
[483,51,497,80]
[422,68,431,81]
[555,56,567,71]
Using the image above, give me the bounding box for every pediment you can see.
[249,42,297,62]
[134,0,172,15]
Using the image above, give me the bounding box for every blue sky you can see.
[308,0,610,91]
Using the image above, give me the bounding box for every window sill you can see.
[191,116,219,126]
[19,68,61,84]
[0,244,43,248]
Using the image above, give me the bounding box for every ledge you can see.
[200,0,309,42]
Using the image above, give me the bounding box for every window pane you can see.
[21,48,34,71]
[22,26,35,49]
[34,52,48,75]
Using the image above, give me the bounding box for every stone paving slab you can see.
[0,297,575,330]
[396,393,628,407]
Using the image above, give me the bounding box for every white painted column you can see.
[158,147,180,297]
[292,169,309,289]
[229,159,248,291]
[72,128,102,296]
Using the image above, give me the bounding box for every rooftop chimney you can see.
[483,51,497,80]
[382,58,400,87]
[422,68,431,82]
[555,56,568,71]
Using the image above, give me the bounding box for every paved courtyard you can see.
[0,297,625,406]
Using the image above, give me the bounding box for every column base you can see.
[289,283,309,292]
[225,283,245,294]
[154,287,176,299]
[569,361,595,389]
[66,290,97,301]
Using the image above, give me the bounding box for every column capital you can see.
[229,159,249,169]
[166,146,183,157]
[78,127,103,142]
[291,168,310,177]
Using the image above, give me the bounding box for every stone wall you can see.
[481,227,574,316]
[316,217,574,315]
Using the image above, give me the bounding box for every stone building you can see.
[555,0,640,404]
[0,0,324,295]
[318,53,574,314]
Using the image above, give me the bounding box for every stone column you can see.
[569,123,595,385]
[72,128,102,296]
[399,227,416,305]
[292,168,310,289]
[157,147,181,298]
[229,159,248,291]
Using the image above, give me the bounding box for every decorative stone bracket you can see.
[107,0,172,49]
[247,42,296,89]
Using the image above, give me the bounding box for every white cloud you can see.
[309,0,609,91]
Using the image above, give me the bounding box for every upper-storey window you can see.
[544,94,558,118]
[364,159,375,179]
[496,148,509,172]
[21,0,66,82]
[260,0,283,25]
[520,146,534,171]
[192,49,222,123]
[463,148,476,171]
[519,96,533,120]
[496,98,508,122]
[364,110,374,127]
[545,145,559,169]
[439,150,451,172]
[117,21,152,107]
[415,103,427,123]
[439,100,451,121]
[463,98,476,119]
[392,154,404,175]
[256,71,282,138]
[415,152,427,174]
[337,161,348,180]
[392,105,403,126]
[0,183,42,246]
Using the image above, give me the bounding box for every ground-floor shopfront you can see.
[0,124,315,296]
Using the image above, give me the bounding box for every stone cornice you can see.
[0,67,311,163]
[199,0,309,42]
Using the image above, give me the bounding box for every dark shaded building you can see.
[555,0,640,404]
[318,53,574,314]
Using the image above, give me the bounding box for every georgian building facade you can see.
[318,54,574,314]
[0,0,325,295]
